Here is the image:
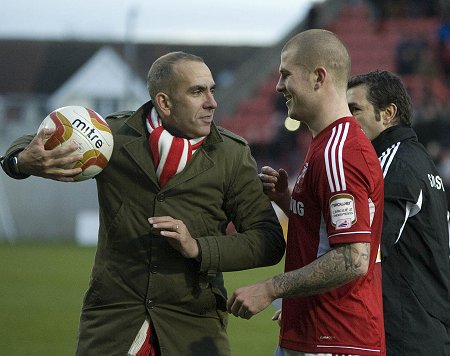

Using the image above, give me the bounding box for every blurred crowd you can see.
[392,1,450,207]
[367,0,441,25]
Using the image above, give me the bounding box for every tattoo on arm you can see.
[341,242,370,271]
[272,242,370,298]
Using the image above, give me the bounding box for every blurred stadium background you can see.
[1,0,449,242]
[1,0,449,354]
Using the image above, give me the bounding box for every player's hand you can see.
[148,216,199,259]
[17,128,83,182]
[227,279,276,320]
[271,308,282,327]
[259,166,290,212]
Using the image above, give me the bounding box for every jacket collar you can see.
[372,126,417,156]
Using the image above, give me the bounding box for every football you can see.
[38,106,114,181]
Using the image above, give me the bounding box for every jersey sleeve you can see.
[323,143,381,246]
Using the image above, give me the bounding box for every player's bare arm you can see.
[272,242,370,298]
[227,242,370,319]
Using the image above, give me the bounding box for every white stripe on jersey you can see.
[328,230,371,239]
[337,123,350,190]
[379,142,400,178]
[324,126,338,192]
[324,122,350,193]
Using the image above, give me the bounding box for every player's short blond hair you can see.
[283,29,351,91]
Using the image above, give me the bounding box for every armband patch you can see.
[329,193,356,229]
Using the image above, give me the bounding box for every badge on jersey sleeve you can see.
[329,193,356,229]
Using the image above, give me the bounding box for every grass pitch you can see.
[0,243,283,355]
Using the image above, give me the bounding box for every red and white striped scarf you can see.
[146,107,206,187]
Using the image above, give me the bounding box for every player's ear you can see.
[154,92,171,117]
[313,66,326,90]
[381,103,397,127]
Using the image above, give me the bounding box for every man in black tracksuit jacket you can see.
[347,70,450,356]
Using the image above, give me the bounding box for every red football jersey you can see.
[279,117,385,355]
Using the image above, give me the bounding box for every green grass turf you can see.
[0,242,284,355]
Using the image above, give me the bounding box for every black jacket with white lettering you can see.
[373,126,450,355]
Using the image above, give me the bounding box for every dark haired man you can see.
[347,70,450,356]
